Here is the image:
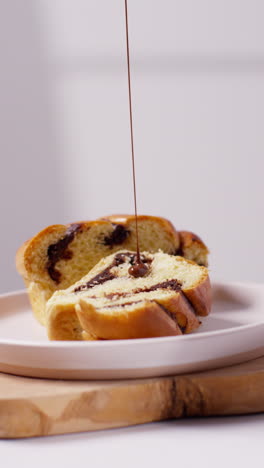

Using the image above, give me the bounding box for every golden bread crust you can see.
[155,293,200,334]
[76,300,183,339]
[180,231,207,248]
[184,275,212,317]
[178,231,209,267]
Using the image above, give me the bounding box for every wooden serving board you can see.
[1,355,264,438]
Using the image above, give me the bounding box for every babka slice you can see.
[47,250,211,341]
[16,215,209,326]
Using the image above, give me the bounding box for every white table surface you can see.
[2,414,264,468]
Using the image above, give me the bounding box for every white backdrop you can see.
[1,0,264,293]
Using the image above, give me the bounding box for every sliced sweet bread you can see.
[47,250,211,341]
[16,215,209,326]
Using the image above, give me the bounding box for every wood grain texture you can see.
[1,355,264,438]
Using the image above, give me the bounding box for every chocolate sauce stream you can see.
[124,0,148,278]
[124,0,139,263]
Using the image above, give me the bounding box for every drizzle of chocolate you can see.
[46,223,82,283]
[124,249,150,279]
[128,262,148,278]
[124,0,149,278]
[128,251,151,277]
[103,224,130,247]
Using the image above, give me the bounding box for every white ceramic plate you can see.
[0,282,264,380]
